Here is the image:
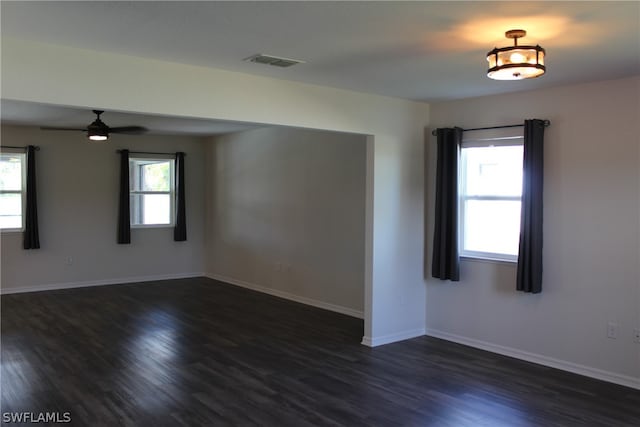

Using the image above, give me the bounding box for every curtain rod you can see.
[431,120,551,136]
[1,145,40,151]
[116,150,185,156]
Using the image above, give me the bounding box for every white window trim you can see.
[460,254,519,266]
[458,136,523,263]
[129,156,175,229]
[0,151,26,233]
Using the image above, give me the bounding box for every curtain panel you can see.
[117,149,131,244]
[23,145,40,249]
[174,152,187,241]
[432,127,462,281]
[517,119,545,293]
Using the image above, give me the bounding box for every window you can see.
[459,138,523,261]
[0,152,26,231]
[129,157,174,227]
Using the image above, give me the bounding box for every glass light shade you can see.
[88,134,108,141]
[486,45,545,80]
[87,115,109,142]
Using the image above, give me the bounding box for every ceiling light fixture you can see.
[88,131,108,141]
[486,29,546,80]
[40,109,148,141]
[87,111,109,141]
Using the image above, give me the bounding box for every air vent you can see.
[244,54,305,68]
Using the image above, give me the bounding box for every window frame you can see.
[458,136,524,263]
[129,156,175,229]
[0,151,26,233]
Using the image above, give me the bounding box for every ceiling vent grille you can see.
[244,54,305,68]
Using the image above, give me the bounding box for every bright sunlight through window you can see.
[0,153,25,230]
[459,139,523,261]
[130,158,174,227]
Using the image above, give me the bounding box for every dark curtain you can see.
[174,152,187,241]
[23,145,40,249]
[432,127,462,281]
[117,149,131,244]
[517,119,545,293]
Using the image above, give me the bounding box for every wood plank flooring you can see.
[2,277,639,426]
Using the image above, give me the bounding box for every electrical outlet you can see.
[607,322,618,339]
[65,256,73,266]
[634,328,640,344]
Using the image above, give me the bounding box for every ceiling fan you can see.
[41,110,148,141]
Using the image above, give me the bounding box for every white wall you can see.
[426,76,640,387]
[1,38,430,344]
[206,127,366,316]
[0,125,206,292]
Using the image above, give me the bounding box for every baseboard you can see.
[0,272,205,295]
[205,272,364,319]
[361,328,426,347]
[426,329,640,390]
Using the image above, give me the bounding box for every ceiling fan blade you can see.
[109,126,148,135]
[40,126,87,132]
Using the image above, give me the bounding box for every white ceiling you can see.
[1,1,639,133]
[0,100,264,136]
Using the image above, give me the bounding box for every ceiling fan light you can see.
[486,30,546,81]
[87,112,109,141]
[88,125,109,141]
[39,110,147,140]
[88,134,108,141]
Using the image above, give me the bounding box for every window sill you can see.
[1,228,24,234]
[131,224,174,230]
[460,255,517,266]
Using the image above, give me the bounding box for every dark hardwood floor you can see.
[1,277,638,426]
